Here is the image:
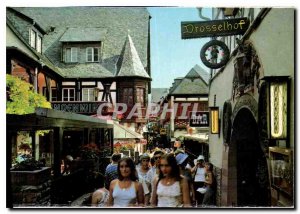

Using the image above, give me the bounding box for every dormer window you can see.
[30,29,42,53]
[86,47,100,62]
[65,47,78,63]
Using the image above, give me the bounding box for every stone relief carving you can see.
[232,41,261,100]
[232,94,258,123]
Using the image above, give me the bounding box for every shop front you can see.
[7,108,113,207]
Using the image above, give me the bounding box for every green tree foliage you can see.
[6,74,51,114]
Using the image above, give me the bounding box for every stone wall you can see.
[213,166,222,207]
[11,167,51,206]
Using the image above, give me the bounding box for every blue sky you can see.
[147,7,212,89]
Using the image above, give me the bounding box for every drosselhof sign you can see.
[181,18,250,39]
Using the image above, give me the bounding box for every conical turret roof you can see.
[116,34,150,78]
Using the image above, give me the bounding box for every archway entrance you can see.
[230,108,269,206]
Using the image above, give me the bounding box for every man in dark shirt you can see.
[104,153,121,189]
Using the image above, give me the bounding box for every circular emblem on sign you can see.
[200,40,230,69]
[222,100,232,144]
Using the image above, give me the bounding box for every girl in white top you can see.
[107,157,144,207]
[151,154,191,207]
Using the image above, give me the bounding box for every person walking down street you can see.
[137,153,151,206]
[105,153,121,189]
[202,162,216,206]
[91,172,110,207]
[107,157,144,207]
[176,153,196,205]
[151,154,191,207]
[191,155,206,206]
[147,150,164,190]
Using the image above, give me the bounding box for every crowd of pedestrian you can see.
[88,148,216,208]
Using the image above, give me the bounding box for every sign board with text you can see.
[52,101,103,115]
[189,111,209,127]
[181,17,250,39]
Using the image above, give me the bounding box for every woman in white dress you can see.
[151,154,191,207]
[107,157,144,207]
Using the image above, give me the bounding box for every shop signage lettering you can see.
[181,18,249,39]
[52,102,102,114]
[189,111,209,127]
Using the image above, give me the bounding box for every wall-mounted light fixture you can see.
[262,76,290,140]
[209,107,220,134]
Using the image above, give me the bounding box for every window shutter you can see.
[66,48,71,63]
[62,46,66,62]
[86,47,93,62]
[71,47,78,62]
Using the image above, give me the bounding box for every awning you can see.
[181,133,209,143]
[7,107,114,131]
[113,122,143,140]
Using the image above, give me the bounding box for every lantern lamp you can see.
[262,76,290,140]
[209,107,220,134]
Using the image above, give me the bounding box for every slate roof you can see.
[188,64,210,84]
[169,77,184,94]
[169,65,209,95]
[151,88,169,103]
[170,78,208,95]
[116,34,150,79]
[9,7,150,79]
[6,7,47,35]
[58,63,114,78]
[59,27,108,42]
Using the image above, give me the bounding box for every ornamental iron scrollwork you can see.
[200,40,230,69]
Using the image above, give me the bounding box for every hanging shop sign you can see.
[200,40,230,69]
[52,101,102,115]
[189,111,209,127]
[181,17,250,39]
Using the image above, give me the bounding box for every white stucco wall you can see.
[209,57,235,168]
[250,8,294,149]
[251,9,294,77]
